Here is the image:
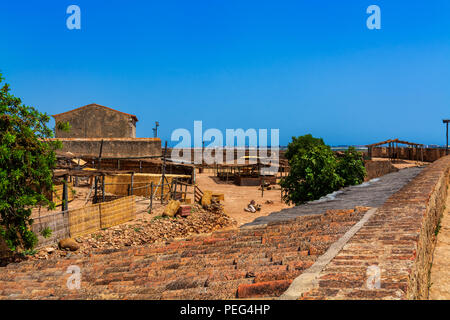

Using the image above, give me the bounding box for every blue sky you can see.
[1,0,449,146]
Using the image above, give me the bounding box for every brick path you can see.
[244,166,423,227]
[296,156,450,300]
[0,207,368,300]
[429,191,450,299]
[0,166,432,300]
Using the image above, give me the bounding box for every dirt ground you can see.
[194,173,293,226]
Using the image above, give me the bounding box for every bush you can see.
[281,135,366,206]
[336,146,366,187]
[284,134,325,161]
[280,144,344,205]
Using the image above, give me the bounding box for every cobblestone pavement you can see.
[243,166,424,227]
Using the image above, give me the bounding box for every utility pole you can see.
[153,121,160,138]
[444,119,449,155]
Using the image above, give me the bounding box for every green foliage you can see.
[0,73,59,251]
[281,135,367,205]
[20,249,37,257]
[280,144,344,205]
[40,227,53,239]
[284,134,326,161]
[56,121,71,132]
[336,147,366,187]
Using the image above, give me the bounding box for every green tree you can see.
[336,146,366,187]
[0,73,61,251]
[280,144,344,205]
[284,134,326,161]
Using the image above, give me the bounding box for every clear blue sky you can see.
[1,0,449,146]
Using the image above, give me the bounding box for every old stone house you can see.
[52,103,138,138]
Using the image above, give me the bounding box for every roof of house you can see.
[52,103,138,122]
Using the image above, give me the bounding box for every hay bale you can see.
[164,200,181,217]
[201,191,213,207]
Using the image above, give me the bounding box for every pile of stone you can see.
[30,203,236,260]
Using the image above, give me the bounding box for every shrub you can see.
[40,227,53,239]
[336,146,366,187]
[281,144,344,205]
[284,134,325,161]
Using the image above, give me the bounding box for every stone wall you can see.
[31,211,70,248]
[364,160,399,181]
[52,138,161,158]
[54,104,136,138]
[300,155,450,300]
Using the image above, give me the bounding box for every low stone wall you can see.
[51,137,161,158]
[31,211,70,248]
[300,155,450,300]
[364,160,399,181]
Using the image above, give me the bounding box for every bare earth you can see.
[429,191,450,299]
[195,173,293,226]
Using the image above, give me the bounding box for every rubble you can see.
[28,203,236,260]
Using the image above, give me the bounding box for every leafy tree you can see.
[336,146,366,187]
[0,73,61,251]
[284,134,326,161]
[280,144,344,205]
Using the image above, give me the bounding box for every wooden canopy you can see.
[365,138,424,162]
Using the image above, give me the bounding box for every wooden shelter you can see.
[365,138,424,162]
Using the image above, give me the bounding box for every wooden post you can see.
[94,176,98,204]
[171,178,176,200]
[149,182,153,213]
[261,175,264,198]
[62,175,69,211]
[102,174,105,203]
[447,121,449,155]
[161,141,167,204]
[98,139,104,170]
[445,120,449,155]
